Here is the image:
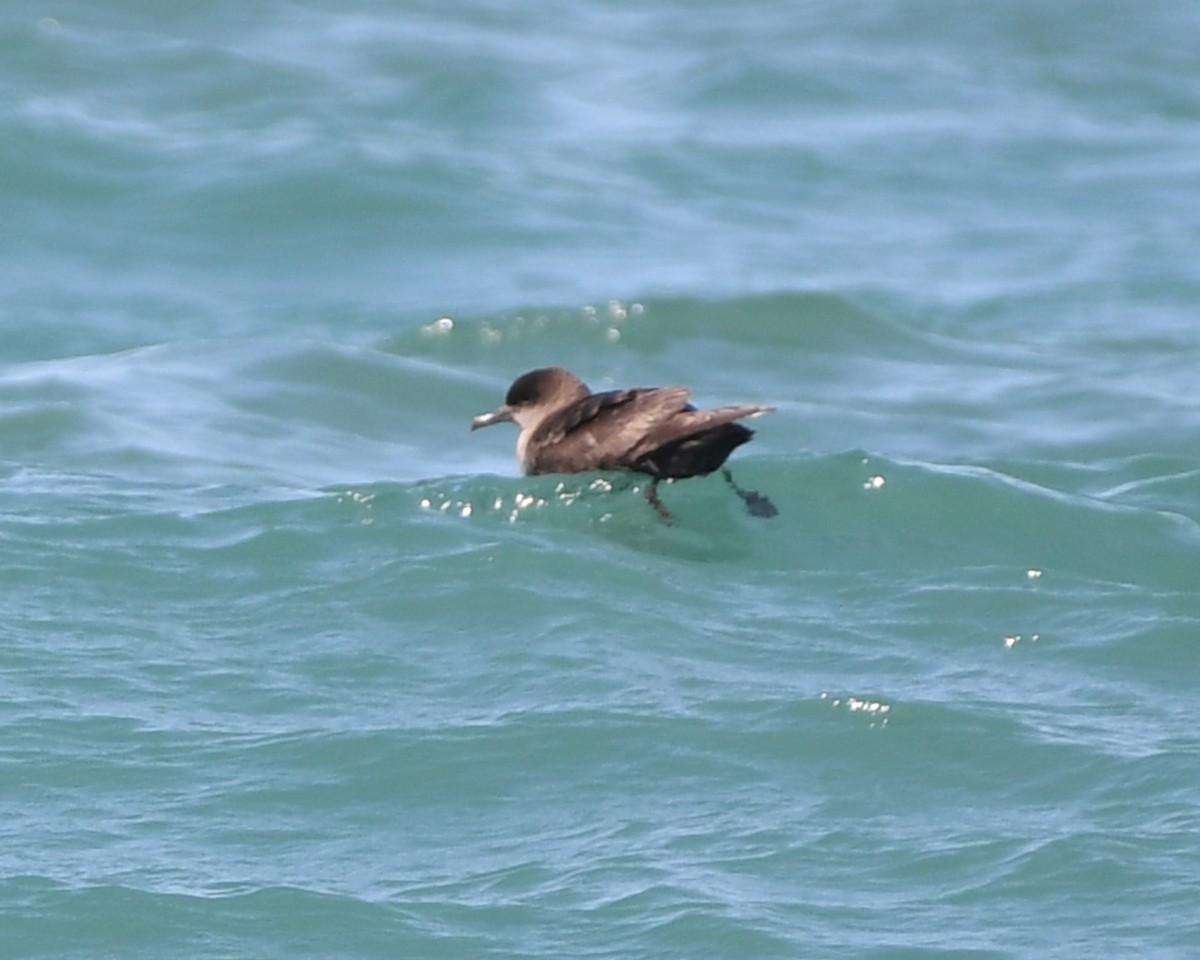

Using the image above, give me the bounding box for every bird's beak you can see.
[470,406,514,431]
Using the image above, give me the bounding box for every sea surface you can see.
[3,1,1200,957]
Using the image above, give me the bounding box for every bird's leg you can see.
[644,480,674,524]
[721,469,778,518]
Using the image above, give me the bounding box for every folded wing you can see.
[525,387,692,475]
[526,386,772,479]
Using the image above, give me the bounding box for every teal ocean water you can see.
[4,2,1200,957]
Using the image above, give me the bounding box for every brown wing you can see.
[633,404,772,478]
[524,387,693,475]
[640,404,772,449]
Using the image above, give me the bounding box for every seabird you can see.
[471,367,776,518]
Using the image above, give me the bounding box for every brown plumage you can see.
[471,367,776,518]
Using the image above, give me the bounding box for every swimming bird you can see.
[470,367,776,518]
